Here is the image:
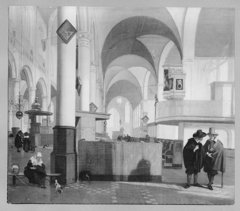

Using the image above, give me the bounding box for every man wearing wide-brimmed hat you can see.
[183,129,206,189]
[203,127,226,190]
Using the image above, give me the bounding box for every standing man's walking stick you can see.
[221,172,223,188]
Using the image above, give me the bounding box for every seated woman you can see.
[24,152,46,188]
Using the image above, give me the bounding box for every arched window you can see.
[125,101,130,123]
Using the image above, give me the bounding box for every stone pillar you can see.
[78,33,90,111]
[51,7,77,185]
[178,122,185,140]
[95,79,104,133]
[90,64,96,104]
[12,78,21,129]
[157,83,164,101]
[182,59,194,100]
[28,87,36,108]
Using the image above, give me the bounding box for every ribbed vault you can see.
[102,16,183,77]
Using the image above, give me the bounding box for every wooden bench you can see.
[8,172,61,186]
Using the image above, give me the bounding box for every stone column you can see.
[95,81,104,134]
[28,87,36,108]
[90,64,96,105]
[178,122,185,140]
[51,7,77,184]
[12,78,21,129]
[182,59,194,100]
[78,33,90,111]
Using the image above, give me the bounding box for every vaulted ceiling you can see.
[101,16,182,77]
[36,7,235,109]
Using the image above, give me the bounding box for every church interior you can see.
[7,6,235,200]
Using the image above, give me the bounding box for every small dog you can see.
[79,170,91,182]
[55,179,63,194]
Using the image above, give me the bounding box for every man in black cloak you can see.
[183,129,206,188]
[14,130,24,152]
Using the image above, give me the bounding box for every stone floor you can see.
[6,143,235,205]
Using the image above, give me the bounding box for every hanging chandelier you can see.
[9,92,25,119]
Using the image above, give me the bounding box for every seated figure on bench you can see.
[24,152,46,188]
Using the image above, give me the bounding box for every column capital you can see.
[77,37,90,48]
[90,63,97,72]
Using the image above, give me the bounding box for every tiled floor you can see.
[6,143,235,205]
[7,180,234,204]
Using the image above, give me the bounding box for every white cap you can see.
[36,152,42,158]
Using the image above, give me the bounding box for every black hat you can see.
[193,129,206,139]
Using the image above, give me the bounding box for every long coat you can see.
[203,139,226,174]
[183,138,204,174]
[14,132,23,149]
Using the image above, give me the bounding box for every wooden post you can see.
[13,175,16,186]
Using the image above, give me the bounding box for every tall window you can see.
[125,101,130,123]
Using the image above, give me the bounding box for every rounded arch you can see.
[51,83,57,98]
[48,8,57,40]
[144,71,157,100]
[103,38,155,76]
[164,45,182,65]
[20,65,34,88]
[105,54,155,89]
[143,71,151,100]
[35,77,48,110]
[106,80,142,109]
[106,69,142,95]
[183,8,201,60]
[8,51,17,78]
[36,77,48,97]
[157,41,175,100]
[102,16,183,77]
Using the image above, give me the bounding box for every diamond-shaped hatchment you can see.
[56,19,77,44]
[141,115,149,123]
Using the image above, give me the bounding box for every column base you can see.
[30,134,41,147]
[51,126,77,184]
[51,152,77,184]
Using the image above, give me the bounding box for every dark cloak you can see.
[14,131,23,149]
[203,139,226,173]
[183,138,204,174]
[24,159,46,186]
